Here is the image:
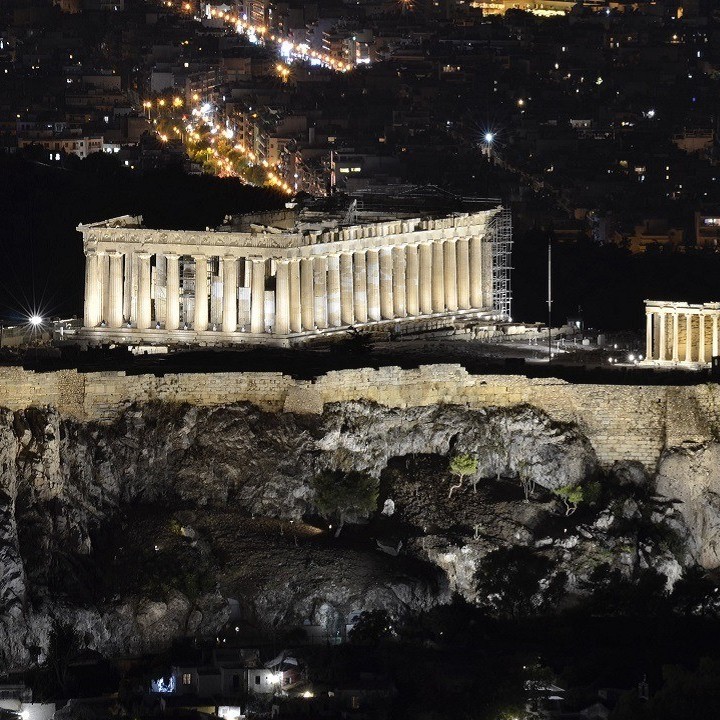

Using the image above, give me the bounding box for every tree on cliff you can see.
[45,619,81,697]
[448,454,479,498]
[348,609,393,645]
[553,484,584,515]
[312,470,379,537]
[475,546,567,618]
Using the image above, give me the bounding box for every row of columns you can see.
[646,308,720,364]
[84,236,493,335]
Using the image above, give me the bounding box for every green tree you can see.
[312,470,379,536]
[611,658,720,720]
[448,454,479,498]
[553,484,584,515]
[670,565,718,615]
[45,620,80,697]
[475,546,567,618]
[348,610,392,644]
[579,564,668,616]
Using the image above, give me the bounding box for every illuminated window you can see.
[182,673,192,685]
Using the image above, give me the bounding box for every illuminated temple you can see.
[644,300,720,368]
[78,197,512,347]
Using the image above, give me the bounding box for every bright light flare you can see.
[29,315,43,327]
[484,132,494,143]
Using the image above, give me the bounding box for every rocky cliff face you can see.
[0,399,712,671]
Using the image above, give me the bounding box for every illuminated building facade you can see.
[78,200,511,347]
[644,300,720,368]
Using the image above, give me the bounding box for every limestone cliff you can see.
[0,399,709,671]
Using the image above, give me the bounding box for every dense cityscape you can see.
[3,1,720,719]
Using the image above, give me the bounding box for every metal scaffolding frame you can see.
[488,205,513,321]
[344,187,513,320]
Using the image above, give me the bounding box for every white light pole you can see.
[547,239,552,362]
[484,132,494,160]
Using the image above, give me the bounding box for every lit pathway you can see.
[147,2,353,192]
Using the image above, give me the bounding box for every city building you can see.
[18,135,104,160]
[695,210,720,248]
[77,198,511,347]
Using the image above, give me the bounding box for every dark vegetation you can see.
[15,448,720,717]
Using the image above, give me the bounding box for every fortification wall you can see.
[1,364,720,470]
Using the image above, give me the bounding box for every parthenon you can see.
[78,199,512,346]
[644,300,720,367]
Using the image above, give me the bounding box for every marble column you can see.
[672,311,679,362]
[392,246,407,318]
[300,258,315,330]
[714,314,719,359]
[481,238,494,309]
[699,313,706,364]
[100,251,110,324]
[339,253,354,325]
[250,258,265,334]
[405,244,419,316]
[469,236,483,308]
[154,254,166,325]
[444,239,458,312]
[108,251,124,328]
[379,248,394,320]
[366,249,381,321]
[327,254,341,327]
[432,241,445,313]
[645,311,653,361]
[222,255,238,333]
[129,253,139,324]
[123,251,135,323]
[289,259,302,333]
[685,313,692,362]
[136,252,152,330]
[353,251,368,323]
[659,311,667,361]
[419,243,433,315]
[84,250,101,327]
[275,259,290,335]
[194,255,208,331]
[456,238,470,310]
[314,256,328,329]
[165,253,180,331]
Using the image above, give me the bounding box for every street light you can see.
[29,314,43,327]
[484,132,494,143]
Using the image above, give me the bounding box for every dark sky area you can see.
[0,155,283,324]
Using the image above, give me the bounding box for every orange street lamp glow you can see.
[173,97,183,107]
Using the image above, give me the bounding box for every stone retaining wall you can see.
[2,364,719,470]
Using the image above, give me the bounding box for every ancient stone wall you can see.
[1,364,719,470]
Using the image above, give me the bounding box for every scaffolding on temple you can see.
[351,186,514,321]
[488,205,513,321]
